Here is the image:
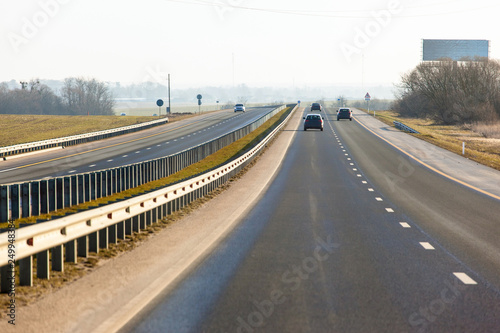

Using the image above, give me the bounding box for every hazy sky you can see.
[2,0,500,90]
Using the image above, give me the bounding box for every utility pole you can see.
[168,74,171,115]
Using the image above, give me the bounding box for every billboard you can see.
[422,39,489,61]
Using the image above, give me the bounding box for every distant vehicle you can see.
[303,113,324,131]
[152,114,158,117]
[234,104,245,112]
[310,103,322,112]
[337,108,352,121]
[120,112,126,116]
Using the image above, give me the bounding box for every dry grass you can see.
[363,109,500,171]
[0,113,198,148]
[471,122,500,139]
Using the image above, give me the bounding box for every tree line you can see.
[393,57,500,124]
[0,78,115,115]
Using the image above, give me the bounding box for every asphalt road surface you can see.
[123,106,500,332]
[0,107,275,184]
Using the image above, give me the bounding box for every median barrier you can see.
[0,105,289,223]
[0,104,297,292]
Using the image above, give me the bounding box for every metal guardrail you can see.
[0,105,288,223]
[393,121,419,134]
[0,104,297,292]
[0,117,169,159]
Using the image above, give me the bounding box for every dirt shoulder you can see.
[0,108,302,333]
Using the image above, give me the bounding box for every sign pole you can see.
[364,92,372,116]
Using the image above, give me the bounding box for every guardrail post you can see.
[19,256,33,286]
[90,173,96,201]
[78,175,85,204]
[71,175,77,206]
[118,221,125,239]
[99,228,108,249]
[84,174,90,202]
[52,245,64,272]
[123,167,129,191]
[48,179,56,213]
[96,172,102,199]
[22,183,30,218]
[152,207,158,224]
[109,224,117,244]
[40,180,49,214]
[56,178,63,210]
[125,218,132,236]
[102,171,108,197]
[77,236,88,258]
[31,182,40,217]
[139,213,146,229]
[132,215,140,233]
[1,264,14,293]
[37,250,50,279]
[89,232,99,253]
[66,240,77,263]
[11,185,20,220]
[64,177,71,208]
[0,186,8,222]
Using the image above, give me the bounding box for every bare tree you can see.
[61,77,115,115]
[394,58,500,124]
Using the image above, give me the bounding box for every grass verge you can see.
[362,109,500,171]
[0,113,197,147]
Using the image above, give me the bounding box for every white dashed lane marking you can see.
[453,272,477,285]
[420,242,435,250]
[400,222,411,228]
[385,208,394,213]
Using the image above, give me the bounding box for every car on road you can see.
[337,108,352,121]
[234,104,245,112]
[303,113,324,131]
[310,103,322,112]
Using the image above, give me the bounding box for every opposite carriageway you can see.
[0,105,296,292]
[0,106,289,223]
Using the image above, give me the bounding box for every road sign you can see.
[156,99,164,107]
[364,93,371,101]
[197,94,202,100]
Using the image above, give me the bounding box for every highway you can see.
[0,107,276,184]
[122,106,500,332]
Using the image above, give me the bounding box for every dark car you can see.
[310,103,322,112]
[337,108,352,121]
[303,113,324,131]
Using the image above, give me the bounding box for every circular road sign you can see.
[197,94,202,100]
[156,99,164,107]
